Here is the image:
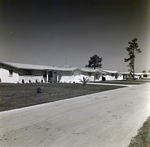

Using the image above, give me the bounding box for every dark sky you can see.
[0,0,149,72]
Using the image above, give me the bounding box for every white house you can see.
[134,72,150,79]
[0,61,123,83]
[121,71,150,80]
[58,67,102,83]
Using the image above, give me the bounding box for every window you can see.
[143,74,147,78]
[43,71,47,78]
[9,70,13,76]
[25,70,32,75]
[111,73,115,77]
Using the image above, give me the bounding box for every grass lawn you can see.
[0,83,125,112]
[128,116,150,147]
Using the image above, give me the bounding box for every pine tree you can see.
[124,38,141,80]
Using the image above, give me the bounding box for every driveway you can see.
[0,83,150,147]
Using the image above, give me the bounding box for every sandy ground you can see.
[0,83,150,147]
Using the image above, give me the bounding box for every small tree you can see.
[148,70,150,73]
[37,87,42,93]
[80,77,89,86]
[124,38,141,80]
[115,72,119,80]
[86,54,102,69]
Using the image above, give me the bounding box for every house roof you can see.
[134,73,150,76]
[0,61,81,71]
[0,61,60,70]
[57,67,78,71]
[120,72,130,74]
[0,61,120,74]
[102,69,119,74]
[78,67,101,73]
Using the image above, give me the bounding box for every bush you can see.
[37,87,42,93]
[80,77,89,86]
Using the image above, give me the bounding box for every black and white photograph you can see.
[0,0,150,146]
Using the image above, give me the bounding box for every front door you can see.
[53,71,57,83]
[48,71,53,82]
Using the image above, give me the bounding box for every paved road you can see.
[0,83,150,147]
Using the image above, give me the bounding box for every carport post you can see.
[46,71,48,83]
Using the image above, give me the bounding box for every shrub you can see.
[37,87,42,93]
[80,77,89,86]
[115,73,119,79]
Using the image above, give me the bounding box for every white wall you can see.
[0,66,124,84]
[19,76,45,83]
[59,75,73,83]
[0,68,19,83]
[103,75,123,80]
[74,75,88,83]
[59,73,96,83]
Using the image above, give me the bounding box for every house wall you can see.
[101,72,123,81]
[80,71,96,82]
[18,69,43,76]
[0,62,124,83]
[75,71,103,82]
[74,71,89,83]
[0,68,19,83]
[18,69,47,83]
[59,75,73,83]
[141,74,150,79]
[104,75,123,80]
[116,75,123,80]
[58,70,101,83]
[19,76,45,83]
[58,71,73,83]
[74,74,95,83]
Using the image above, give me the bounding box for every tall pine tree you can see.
[124,38,141,80]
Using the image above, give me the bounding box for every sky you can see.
[0,0,150,72]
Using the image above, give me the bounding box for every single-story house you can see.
[134,72,150,79]
[121,72,150,80]
[0,61,123,83]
